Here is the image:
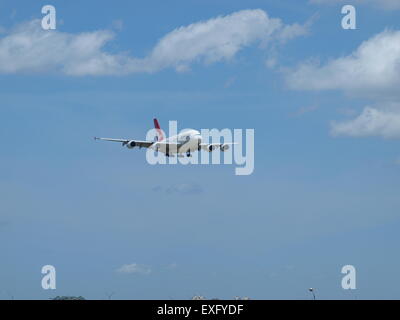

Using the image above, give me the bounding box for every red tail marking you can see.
[153,118,164,141]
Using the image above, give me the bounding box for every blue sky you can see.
[1,0,400,299]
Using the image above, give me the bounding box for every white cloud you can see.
[116,263,151,275]
[286,29,400,139]
[0,20,129,75]
[331,105,400,139]
[0,10,308,76]
[309,0,400,10]
[277,22,311,42]
[286,29,400,97]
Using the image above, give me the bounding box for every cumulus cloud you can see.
[286,29,400,97]
[0,10,308,76]
[116,263,151,275]
[286,29,400,139]
[331,105,400,138]
[309,0,400,10]
[0,20,128,75]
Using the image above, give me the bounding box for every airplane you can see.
[94,118,235,157]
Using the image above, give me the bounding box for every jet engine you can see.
[220,144,230,152]
[126,140,136,149]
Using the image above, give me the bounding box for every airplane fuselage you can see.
[150,129,202,156]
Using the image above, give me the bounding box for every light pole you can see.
[308,288,316,300]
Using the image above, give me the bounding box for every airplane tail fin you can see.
[153,118,164,141]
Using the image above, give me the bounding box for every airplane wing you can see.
[94,137,154,148]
